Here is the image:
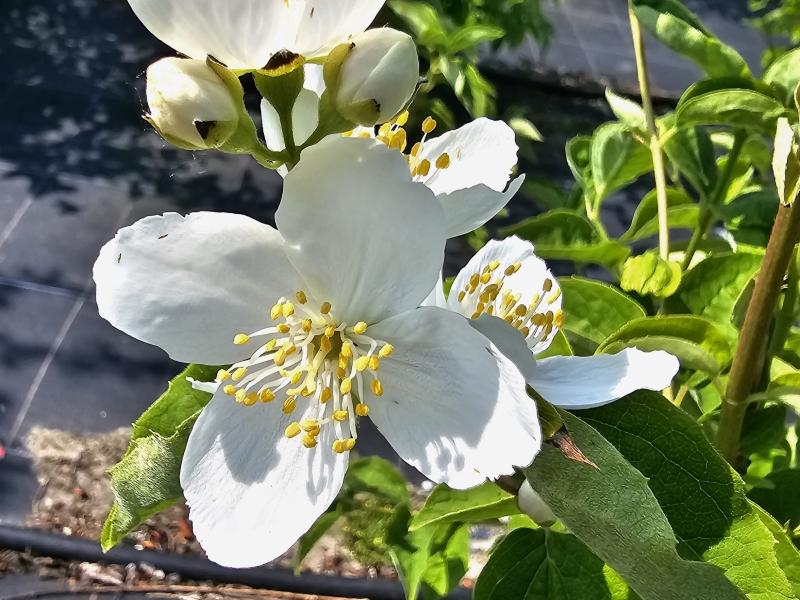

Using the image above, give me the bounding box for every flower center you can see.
[216,290,394,453]
[456,260,564,345]
[344,112,452,183]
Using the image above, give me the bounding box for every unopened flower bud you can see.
[146,57,239,150]
[332,28,419,126]
[517,481,557,527]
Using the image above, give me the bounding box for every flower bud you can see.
[146,57,240,150]
[332,28,419,126]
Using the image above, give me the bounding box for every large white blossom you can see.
[127,0,386,70]
[426,237,680,409]
[93,137,541,568]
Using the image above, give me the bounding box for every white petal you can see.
[469,315,536,382]
[438,175,524,238]
[421,275,447,308]
[295,0,386,56]
[93,212,302,364]
[181,389,348,567]
[302,63,326,96]
[277,136,446,324]
[418,118,519,196]
[448,237,562,354]
[260,89,320,153]
[367,307,541,489]
[531,349,680,409]
[128,0,302,69]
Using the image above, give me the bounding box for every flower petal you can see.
[276,136,446,325]
[469,315,537,382]
[448,237,562,354]
[181,388,348,567]
[531,349,680,409]
[93,212,302,364]
[438,175,524,238]
[295,1,386,56]
[421,275,447,309]
[128,0,301,69]
[366,307,541,489]
[260,88,320,152]
[417,118,519,196]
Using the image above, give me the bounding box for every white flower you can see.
[260,65,325,155]
[127,0,386,71]
[427,237,680,409]
[93,137,541,568]
[146,57,239,150]
[333,28,419,125]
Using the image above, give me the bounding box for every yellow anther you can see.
[321,387,333,403]
[519,326,530,337]
[332,439,348,453]
[302,319,313,333]
[369,356,380,371]
[333,410,349,422]
[487,305,495,316]
[282,302,295,318]
[320,301,332,314]
[355,356,371,372]
[543,278,553,292]
[274,350,287,367]
[259,388,276,403]
[216,369,231,382]
[265,338,278,352]
[344,438,357,451]
[469,273,480,289]
[356,404,370,417]
[378,122,393,138]
[410,141,422,157]
[342,129,354,137]
[415,159,431,177]
[395,110,410,126]
[503,262,520,276]
[371,379,384,397]
[480,272,492,284]
[283,342,297,356]
[389,128,407,150]
[504,314,515,324]
[270,303,283,320]
[435,153,451,169]
[457,290,466,302]
[547,287,563,304]
[277,323,290,334]
[337,366,347,379]
[353,321,368,335]
[301,420,321,436]
[321,336,333,352]
[515,304,528,317]
[231,367,247,382]
[285,422,302,438]
[340,378,353,395]
[301,386,314,397]
[233,333,250,345]
[479,291,492,304]
[295,290,307,304]
[243,393,258,406]
[223,384,237,396]
[341,342,353,359]
[379,344,394,358]
[554,310,564,327]
[302,434,318,449]
[282,396,297,414]
[422,116,437,134]
[235,388,247,403]
[290,370,304,385]
[470,310,482,320]
[488,260,501,271]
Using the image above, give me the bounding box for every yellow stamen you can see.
[320,302,332,315]
[321,387,333,403]
[216,369,231,382]
[243,393,258,406]
[233,333,250,345]
[422,116,437,134]
[395,110,410,126]
[333,410,349,422]
[223,384,237,396]
[371,379,384,397]
[355,356,371,372]
[270,303,283,320]
[302,434,318,449]
[341,342,353,359]
[235,389,247,403]
[277,324,290,334]
[282,396,297,414]
[353,321,368,335]
[415,159,431,177]
[356,404,370,417]
[411,141,422,157]
[282,302,295,318]
[344,438,357,451]
[547,287,562,304]
[332,439,347,453]
[324,324,336,338]
[285,422,302,438]
[543,278,553,292]
[231,367,247,381]
[259,389,275,403]
[379,344,394,358]
[369,356,380,371]
[295,290,307,304]
[435,153,451,169]
[265,339,278,352]
[340,378,353,395]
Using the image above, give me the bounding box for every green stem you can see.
[767,246,800,362]
[717,199,800,463]
[629,7,669,260]
[680,131,747,271]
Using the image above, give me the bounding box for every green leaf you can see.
[677,77,778,107]
[606,88,647,131]
[581,392,796,600]
[621,188,699,241]
[764,48,800,107]
[566,135,593,188]
[630,0,710,32]
[447,24,504,54]
[591,122,652,203]
[410,482,518,531]
[667,253,764,325]
[474,528,632,600]
[676,90,789,134]
[343,456,409,505]
[503,210,630,268]
[721,191,779,247]
[773,117,800,206]
[101,364,218,551]
[752,502,800,596]
[597,315,732,374]
[420,523,470,599]
[662,126,718,197]
[631,1,750,78]
[526,409,747,600]
[741,405,790,456]
[748,469,800,528]
[294,507,342,574]
[387,505,438,600]
[558,276,646,346]
[536,329,574,359]
[620,252,683,298]
[509,117,543,143]
[388,0,446,48]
